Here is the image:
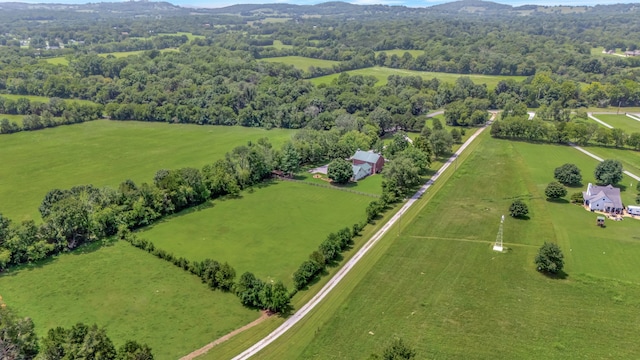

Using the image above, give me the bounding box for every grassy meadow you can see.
[44,48,180,65]
[0,93,95,106]
[269,40,293,49]
[591,113,640,134]
[0,120,294,221]
[374,49,425,57]
[260,56,339,71]
[0,240,257,360]
[140,181,372,287]
[249,134,640,359]
[310,66,526,88]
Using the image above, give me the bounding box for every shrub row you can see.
[120,229,290,312]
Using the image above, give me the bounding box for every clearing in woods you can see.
[309,66,526,88]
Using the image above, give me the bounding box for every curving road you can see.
[231,119,491,360]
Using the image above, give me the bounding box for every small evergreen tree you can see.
[545,182,568,199]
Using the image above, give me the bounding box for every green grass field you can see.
[0,120,294,221]
[310,66,526,88]
[584,145,640,178]
[269,40,293,49]
[0,94,95,106]
[0,240,257,360]
[43,56,70,65]
[374,49,425,57]
[139,181,371,287]
[99,48,179,58]
[260,56,339,71]
[591,113,640,134]
[0,113,26,125]
[156,31,204,41]
[247,134,640,359]
[296,172,384,196]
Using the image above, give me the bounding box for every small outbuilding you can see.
[596,216,605,227]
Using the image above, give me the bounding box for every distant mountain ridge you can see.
[0,0,637,18]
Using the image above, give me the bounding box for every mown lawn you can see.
[139,181,372,287]
[0,120,294,221]
[592,113,640,134]
[249,134,640,359]
[309,66,526,88]
[0,240,257,360]
[260,56,339,70]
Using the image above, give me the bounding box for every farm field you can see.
[0,113,26,125]
[44,48,180,65]
[0,120,294,221]
[591,113,640,133]
[140,181,372,287]
[374,49,425,57]
[309,66,526,88]
[260,56,339,70]
[251,134,640,359]
[0,93,96,106]
[0,240,257,360]
[156,31,204,40]
[269,40,293,49]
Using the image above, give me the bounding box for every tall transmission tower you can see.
[493,215,504,252]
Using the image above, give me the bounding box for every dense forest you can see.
[0,1,639,135]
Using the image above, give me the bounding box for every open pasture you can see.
[374,49,425,57]
[43,56,70,65]
[0,120,294,221]
[260,56,339,71]
[251,134,640,359]
[99,48,179,58]
[140,181,372,287]
[0,113,26,125]
[591,113,640,134]
[0,93,96,106]
[0,240,257,360]
[309,66,526,88]
[268,40,293,49]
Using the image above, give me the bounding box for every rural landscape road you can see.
[230,119,491,360]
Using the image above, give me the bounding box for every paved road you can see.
[231,121,490,360]
[626,113,640,122]
[570,143,640,181]
[587,113,613,129]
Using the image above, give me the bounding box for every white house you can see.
[628,205,640,216]
[582,183,623,214]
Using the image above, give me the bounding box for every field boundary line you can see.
[570,143,640,181]
[230,121,490,360]
[274,177,380,198]
[407,235,538,248]
[587,113,613,129]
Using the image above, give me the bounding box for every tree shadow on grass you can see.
[566,182,584,189]
[540,270,569,280]
[511,215,530,220]
[546,198,569,204]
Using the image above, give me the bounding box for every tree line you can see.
[0,302,153,360]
